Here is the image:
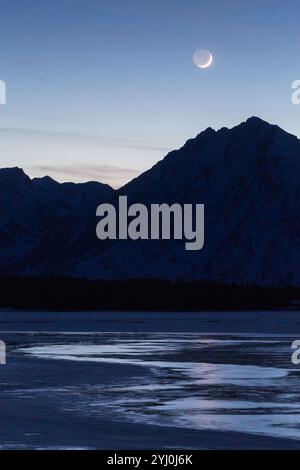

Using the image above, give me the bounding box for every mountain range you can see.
[1,116,300,286]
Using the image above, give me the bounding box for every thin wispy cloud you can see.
[28,164,142,189]
[0,127,170,152]
[0,127,170,187]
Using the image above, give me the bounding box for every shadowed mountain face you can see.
[0,168,114,276]
[1,117,300,286]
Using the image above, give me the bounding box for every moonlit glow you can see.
[193,49,213,69]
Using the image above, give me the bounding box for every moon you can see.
[193,49,213,69]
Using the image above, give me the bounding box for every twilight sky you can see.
[0,0,299,187]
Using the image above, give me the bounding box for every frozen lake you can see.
[1,310,300,449]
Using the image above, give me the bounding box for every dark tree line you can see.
[0,276,298,311]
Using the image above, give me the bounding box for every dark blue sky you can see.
[0,0,299,186]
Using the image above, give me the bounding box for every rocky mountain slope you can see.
[1,116,300,286]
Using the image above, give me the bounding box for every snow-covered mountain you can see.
[1,116,300,286]
[0,167,114,276]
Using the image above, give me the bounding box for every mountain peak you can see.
[32,175,60,187]
[192,117,273,146]
[239,116,299,143]
[0,167,30,186]
[0,166,27,177]
[245,116,269,126]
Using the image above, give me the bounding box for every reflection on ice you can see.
[19,332,300,441]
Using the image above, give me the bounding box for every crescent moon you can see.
[199,53,212,68]
[193,49,213,69]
